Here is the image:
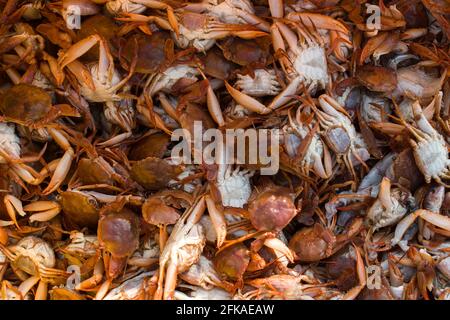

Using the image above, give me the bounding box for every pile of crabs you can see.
[0,0,449,300]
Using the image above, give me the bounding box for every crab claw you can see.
[58,34,102,69]
[268,76,302,110]
[343,244,366,300]
[392,209,450,246]
[24,201,61,222]
[205,195,227,248]
[225,81,271,114]
[264,237,295,263]
[3,195,26,229]
[42,129,74,195]
[268,0,284,18]
[379,177,392,213]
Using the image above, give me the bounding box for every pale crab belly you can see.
[175,27,216,51]
[106,0,146,15]
[236,70,281,97]
[0,123,21,162]
[172,244,205,273]
[302,136,323,167]
[368,200,407,230]
[293,46,328,87]
[81,68,122,102]
[413,140,450,178]
[209,5,247,24]
[81,86,117,103]
[154,66,200,94]
[217,174,252,208]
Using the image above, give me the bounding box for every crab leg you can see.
[65,60,96,91]
[76,259,104,291]
[42,129,74,195]
[18,276,40,298]
[205,195,227,248]
[312,152,328,179]
[264,237,295,263]
[115,13,173,32]
[343,244,366,300]
[268,76,302,110]
[58,35,102,69]
[41,52,64,86]
[23,201,61,222]
[275,21,299,53]
[3,195,26,229]
[132,0,179,34]
[225,81,271,114]
[95,278,112,300]
[35,280,47,300]
[158,93,179,122]
[370,122,404,135]
[319,95,351,119]
[412,101,437,136]
[287,12,349,35]
[392,210,450,246]
[379,177,392,213]
[199,69,225,126]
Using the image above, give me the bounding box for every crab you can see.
[155,196,207,300]
[281,106,332,179]
[62,231,99,258]
[224,11,339,114]
[366,177,415,232]
[314,94,370,180]
[0,23,45,64]
[0,84,80,195]
[147,65,200,97]
[58,34,136,131]
[0,236,70,299]
[403,100,450,185]
[102,271,156,300]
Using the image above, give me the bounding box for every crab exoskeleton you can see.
[405,100,450,184]
[236,69,281,97]
[216,166,253,208]
[315,94,370,178]
[367,177,415,231]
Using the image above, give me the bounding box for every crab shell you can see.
[216,167,252,208]
[366,189,413,231]
[412,134,450,183]
[0,123,21,163]
[168,224,206,273]
[207,0,255,25]
[236,69,281,97]
[289,44,329,92]
[10,236,56,276]
[103,272,155,300]
[80,63,122,102]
